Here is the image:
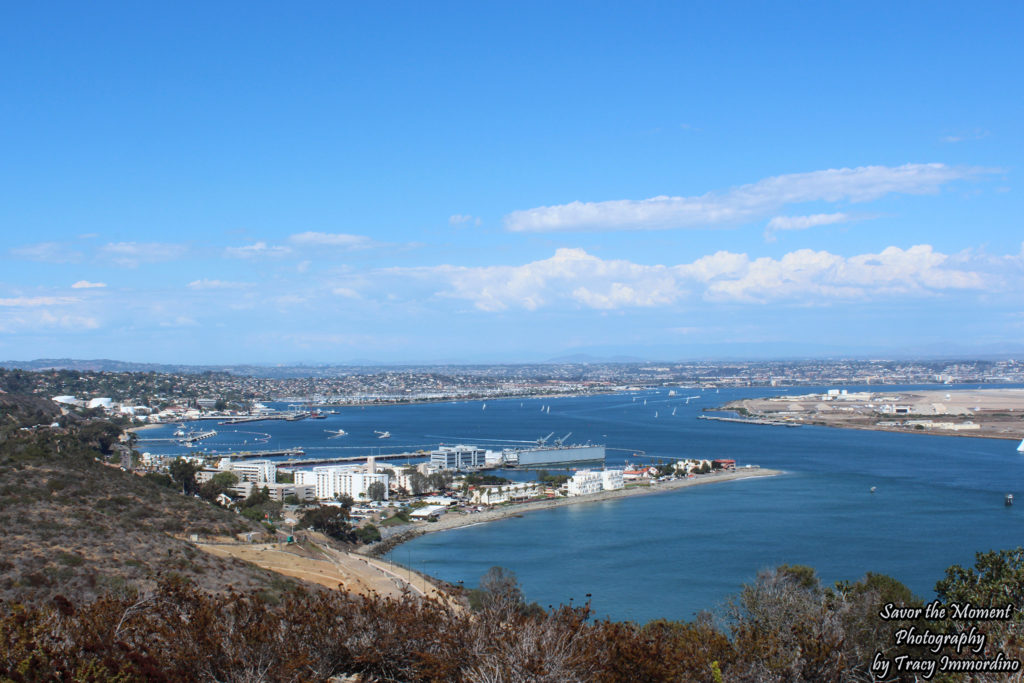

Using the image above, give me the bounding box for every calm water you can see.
[139,386,1024,623]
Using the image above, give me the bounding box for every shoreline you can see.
[364,467,782,558]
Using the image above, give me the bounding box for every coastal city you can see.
[3,2,1023,678]
[2,357,1022,410]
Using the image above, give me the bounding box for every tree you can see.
[298,505,355,542]
[408,472,427,496]
[935,546,1024,610]
[427,472,449,492]
[367,481,386,501]
[469,566,527,614]
[169,458,200,495]
[354,524,381,544]
[199,471,238,502]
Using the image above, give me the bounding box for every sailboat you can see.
[1018,439,1024,453]
[672,407,677,416]
[654,411,659,418]
[546,406,550,414]
[482,403,487,411]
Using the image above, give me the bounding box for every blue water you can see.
[138,386,1024,623]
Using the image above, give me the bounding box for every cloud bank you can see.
[399,245,992,311]
[504,163,989,232]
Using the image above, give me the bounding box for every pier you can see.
[180,429,218,445]
[278,451,429,468]
[698,415,799,427]
[219,448,306,460]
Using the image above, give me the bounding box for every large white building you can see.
[471,481,542,505]
[601,469,624,491]
[219,458,276,484]
[430,445,487,471]
[568,468,625,496]
[567,470,603,496]
[295,466,389,501]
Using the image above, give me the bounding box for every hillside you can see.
[0,399,300,605]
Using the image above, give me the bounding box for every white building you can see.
[601,469,624,491]
[219,458,276,484]
[295,466,389,501]
[430,445,487,470]
[567,470,603,497]
[471,481,542,505]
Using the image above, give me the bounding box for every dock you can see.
[219,448,306,460]
[698,415,800,427]
[180,429,218,444]
[277,451,430,468]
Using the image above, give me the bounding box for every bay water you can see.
[138,385,1024,623]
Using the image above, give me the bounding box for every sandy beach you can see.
[366,467,782,557]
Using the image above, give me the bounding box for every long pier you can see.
[698,415,799,427]
[277,451,430,468]
[219,448,306,460]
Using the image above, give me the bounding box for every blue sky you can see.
[1,2,1021,363]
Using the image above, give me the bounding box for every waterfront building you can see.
[471,482,541,505]
[568,470,603,497]
[296,466,389,501]
[601,469,624,491]
[430,445,487,470]
[220,458,276,484]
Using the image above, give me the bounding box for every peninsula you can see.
[719,388,1024,441]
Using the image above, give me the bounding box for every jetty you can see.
[180,429,218,445]
[698,415,799,427]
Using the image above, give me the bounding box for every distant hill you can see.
[0,402,297,605]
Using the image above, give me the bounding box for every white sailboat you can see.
[1017,438,1024,453]
[672,407,677,416]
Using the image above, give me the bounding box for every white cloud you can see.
[288,232,376,250]
[100,242,187,267]
[504,163,990,232]
[423,248,681,311]
[159,316,198,328]
[187,279,253,290]
[0,296,80,307]
[764,212,853,241]
[224,241,292,259]
[682,245,986,303]
[396,245,991,311]
[10,242,84,263]
[942,129,989,144]
[449,214,481,227]
[71,280,107,289]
